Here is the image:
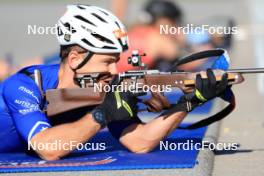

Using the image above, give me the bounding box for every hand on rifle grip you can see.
[161,69,230,116]
[143,91,171,112]
[193,69,229,102]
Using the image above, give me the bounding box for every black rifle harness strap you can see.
[178,88,236,129]
[174,49,236,129]
[20,68,46,112]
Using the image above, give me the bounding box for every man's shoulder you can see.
[2,63,60,98]
[2,70,34,88]
[18,64,60,74]
[2,72,41,100]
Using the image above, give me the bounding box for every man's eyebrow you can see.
[106,56,119,62]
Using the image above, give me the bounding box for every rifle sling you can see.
[20,69,46,111]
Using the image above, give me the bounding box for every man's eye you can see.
[106,60,115,64]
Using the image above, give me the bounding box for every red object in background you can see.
[117,26,155,72]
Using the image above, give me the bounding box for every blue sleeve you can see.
[2,74,51,143]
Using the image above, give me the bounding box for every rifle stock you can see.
[46,88,105,117]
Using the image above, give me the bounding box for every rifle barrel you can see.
[227,68,264,74]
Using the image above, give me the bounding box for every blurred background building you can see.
[0,0,263,96]
[0,0,263,87]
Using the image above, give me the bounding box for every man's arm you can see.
[30,113,101,161]
[119,112,187,153]
[118,69,229,153]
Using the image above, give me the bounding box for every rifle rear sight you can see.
[128,50,147,69]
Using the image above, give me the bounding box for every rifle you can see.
[45,49,264,127]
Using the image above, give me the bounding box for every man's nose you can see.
[109,63,118,75]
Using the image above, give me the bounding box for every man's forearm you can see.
[120,111,187,153]
[30,113,101,160]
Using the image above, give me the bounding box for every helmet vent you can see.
[63,22,76,33]
[81,38,95,47]
[75,15,96,26]
[102,46,117,49]
[91,13,107,23]
[77,5,86,10]
[99,9,109,16]
[115,21,121,29]
[118,39,128,51]
[91,33,114,44]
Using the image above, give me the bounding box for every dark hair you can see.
[59,45,87,63]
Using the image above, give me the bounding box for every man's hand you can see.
[193,69,228,102]
[162,69,229,115]
[91,76,139,127]
[143,91,171,112]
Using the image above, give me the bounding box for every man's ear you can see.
[67,50,83,70]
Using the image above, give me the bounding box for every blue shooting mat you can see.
[0,125,207,173]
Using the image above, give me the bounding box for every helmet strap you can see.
[73,52,94,71]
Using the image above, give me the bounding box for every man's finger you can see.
[196,74,202,90]
[216,73,228,94]
[206,69,216,89]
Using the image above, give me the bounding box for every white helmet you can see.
[57,5,129,53]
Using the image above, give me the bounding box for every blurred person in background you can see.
[177,28,214,72]
[117,0,185,72]
[0,59,10,82]
[210,17,235,50]
[114,0,233,72]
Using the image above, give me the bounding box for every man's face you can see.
[76,52,120,85]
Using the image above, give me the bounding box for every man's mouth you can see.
[99,75,114,85]
[102,79,111,85]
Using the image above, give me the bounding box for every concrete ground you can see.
[213,79,264,175]
[212,35,264,176]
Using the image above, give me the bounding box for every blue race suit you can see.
[0,64,140,152]
[0,64,59,152]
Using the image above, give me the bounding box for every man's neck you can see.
[57,64,77,89]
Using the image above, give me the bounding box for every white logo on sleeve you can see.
[14,99,41,115]
[18,86,40,103]
[27,121,51,142]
